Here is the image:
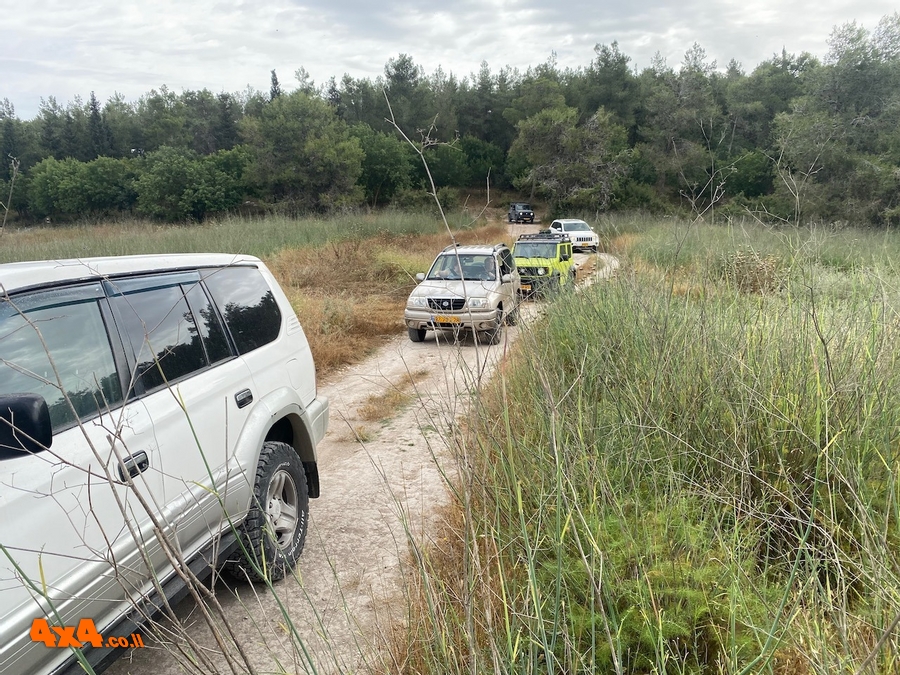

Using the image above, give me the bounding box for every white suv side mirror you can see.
[415,273,425,282]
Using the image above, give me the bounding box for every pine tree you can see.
[215,93,239,150]
[0,100,19,182]
[270,70,282,101]
[88,91,112,158]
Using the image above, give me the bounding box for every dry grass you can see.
[719,248,784,293]
[670,280,706,299]
[352,425,375,443]
[270,224,510,377]
[357,368,431,422]
[358,389,412,422]
[608,232,639,253]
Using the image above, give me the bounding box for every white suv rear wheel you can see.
[227,441,309,582]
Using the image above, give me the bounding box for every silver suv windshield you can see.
[514,243,557,258]
[427,254,497,281]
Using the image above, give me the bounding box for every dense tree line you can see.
[1,13,899,225]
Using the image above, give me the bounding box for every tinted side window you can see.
[111,285,207,392]
[184,283,231,365]
[0,289,123,431]
[202,267,281,355]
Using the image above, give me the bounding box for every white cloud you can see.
[1,0,897,118]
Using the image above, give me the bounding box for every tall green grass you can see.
[400,219,900,674]
[0,210,474,263]
[606,217,900,276]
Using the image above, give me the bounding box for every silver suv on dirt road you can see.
[404,243,521,344]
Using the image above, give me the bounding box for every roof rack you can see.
[440,242,509,253]
[515,231,571,243]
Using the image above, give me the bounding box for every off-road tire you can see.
[225,441,309,583]
[479,321,503,345]
[408,327,426,342]
[506,304,520,326]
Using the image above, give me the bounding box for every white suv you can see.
[548,218,600,252]
[0,254,329,675]
[404,243,521,344]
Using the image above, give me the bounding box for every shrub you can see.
[135,146,246,221]
[27,157,87,219]
[717,248,784,293]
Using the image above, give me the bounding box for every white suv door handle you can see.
[118,451,149,482]
[235,389,253,409]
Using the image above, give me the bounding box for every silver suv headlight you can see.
[537,267,547,276]
[408,296,427,308]
[466,297,488,308]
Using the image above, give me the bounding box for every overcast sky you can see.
[2,1,897,120]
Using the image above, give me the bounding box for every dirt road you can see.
[108,230,619,675]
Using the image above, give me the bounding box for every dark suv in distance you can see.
[508,202,535,223]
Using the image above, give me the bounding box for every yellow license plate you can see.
[521,284,532,291]
[434,315,460,323]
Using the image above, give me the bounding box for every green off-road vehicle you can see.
[513,231,576,297]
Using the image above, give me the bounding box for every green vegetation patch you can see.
[405,220,900,674]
